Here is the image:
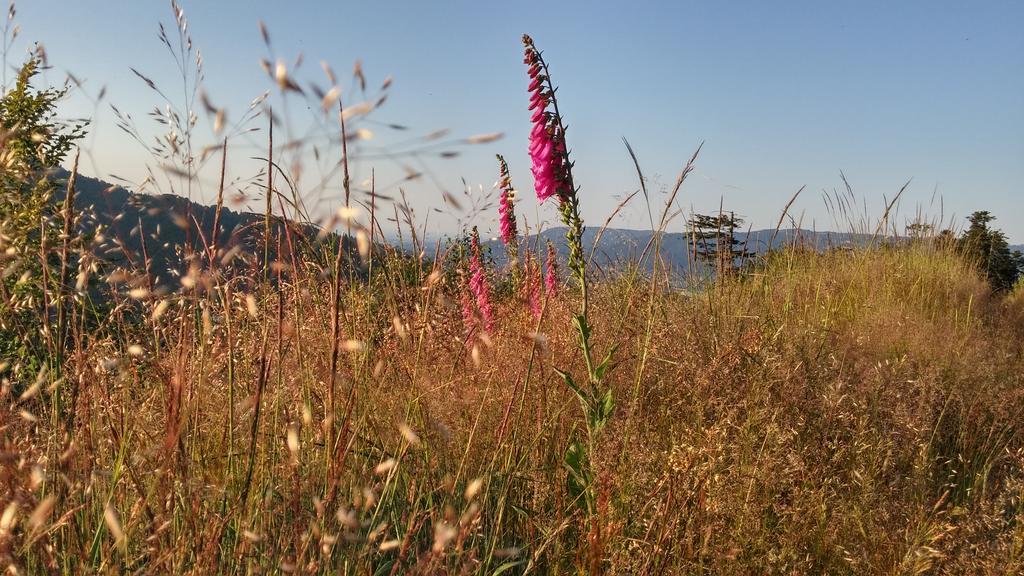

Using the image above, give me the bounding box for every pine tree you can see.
[689,211,745,277]
[958,211,1020,292]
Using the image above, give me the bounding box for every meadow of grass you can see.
[2,5,1024,575]
[4,224,1024,574]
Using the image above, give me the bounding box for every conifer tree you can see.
[689,211,745,277]
[959,211,1020,292]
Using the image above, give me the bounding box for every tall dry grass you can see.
[1,4,1023,574]
[4,233,1023,573]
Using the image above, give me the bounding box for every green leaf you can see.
[563,440,591,511]
[564,439,585,472]
[589,388,615,434]
[572,313,591,344]
[509,502,532,519]
[555,367,591,413]
[593,343,620,383]
[491,559,526,575]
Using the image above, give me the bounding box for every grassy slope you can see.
[4,242,1023,574]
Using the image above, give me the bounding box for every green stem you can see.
[535,44,596,384]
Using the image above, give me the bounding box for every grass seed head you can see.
[27,495,56,532]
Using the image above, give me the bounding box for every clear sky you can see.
[12,0,1024,242]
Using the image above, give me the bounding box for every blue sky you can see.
[13,0,1024,241]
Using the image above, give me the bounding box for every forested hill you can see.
[50,169,333,289]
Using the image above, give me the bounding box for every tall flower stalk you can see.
[496,154,522,289]
[459,227,495,345]
[468,227,494,333]
[523,34,615,515]
[460,275,477,342]
[544,240,559,298]
[524,35,587,302]
[496,154,519,253]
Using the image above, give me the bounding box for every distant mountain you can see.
[51,169,335,291]
[54,170,946,286]
[486,226,877,277]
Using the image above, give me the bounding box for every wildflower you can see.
[460,282,477,341]
[524,36,569,204]
[469,228,494,332]
[544,240,559,297]
[523,34,585,291]
[522,33,617,519]
[496,155,518,247]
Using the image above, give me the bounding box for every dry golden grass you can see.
[1,4,1022,573]
[2,237,1023,574]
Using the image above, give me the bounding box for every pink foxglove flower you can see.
[524,38,565,204]
[460,281,477,341]
[496,155,518,247]
[544,240,559,298]
[524,34,588,292]
[469,228,495,333]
